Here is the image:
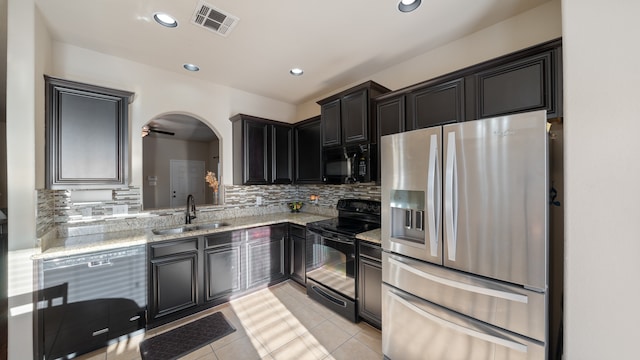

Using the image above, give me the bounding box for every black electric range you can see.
[307,198,381,236]
[305,198,381,322]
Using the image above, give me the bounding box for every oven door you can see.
[305,227,356,299]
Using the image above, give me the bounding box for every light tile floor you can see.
[77,280,382,360]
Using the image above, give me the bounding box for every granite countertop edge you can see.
[34,212,333,260]
[355,228,381,245]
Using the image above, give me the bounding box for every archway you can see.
[142,113,221,210]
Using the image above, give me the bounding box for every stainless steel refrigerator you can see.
[381,110,563,360]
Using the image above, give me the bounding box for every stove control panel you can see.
[337,199,381,216]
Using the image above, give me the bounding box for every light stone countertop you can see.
[34,212,331,260]
[356,228,381,245]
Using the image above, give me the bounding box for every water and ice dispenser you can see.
[389,190,426,245]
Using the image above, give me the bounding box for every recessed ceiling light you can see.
[183,63,200,72]
[289,68,304,76]
[153,12,178,28]
[398,0,421,12]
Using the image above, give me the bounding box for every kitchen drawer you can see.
[359,241,381,261]
[383,252,546,342]
[150,238,199,258]
[382,284,545,360]
[247,224,287,240]
[205,231,240,248]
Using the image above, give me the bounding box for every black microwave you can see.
[322,144,375,184]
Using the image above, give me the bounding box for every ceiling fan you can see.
[141,125,175,137]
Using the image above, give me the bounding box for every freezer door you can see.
[442,110,548,290]
[382,284,546,360]
[381,127,442,265]
[383,252,546,342]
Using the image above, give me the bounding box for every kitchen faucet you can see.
[185,194,196,224]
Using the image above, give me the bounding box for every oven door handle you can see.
[308,229,353,244]
[323,237,354,245]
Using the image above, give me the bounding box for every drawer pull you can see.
[92,328,109,337]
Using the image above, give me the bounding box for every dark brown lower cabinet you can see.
[246,224,287,288]
[205,247,242,303]
[289,224,306,285]
[358,242,382,329]
[148,224,290,328]
[204,231,244,303]
[149,240,199,325]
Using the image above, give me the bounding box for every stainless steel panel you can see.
[381,127,442,264]
[42,245,147,307]
[383,252,546,342]
[442,110,548,290]
[382,284,546,360]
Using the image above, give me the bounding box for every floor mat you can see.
[139,312,236,360]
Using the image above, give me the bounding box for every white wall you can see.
[6,0,36,251]
[0,123,6,209]
[296,0,562,120]
[6,0,36,357]
[50,43,297,191]
[562,0,640,358]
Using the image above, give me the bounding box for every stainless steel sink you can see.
[152,226,192,235]
[195,222,230,230]
[152,222,230,235]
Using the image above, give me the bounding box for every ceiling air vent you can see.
[191,1,239,37]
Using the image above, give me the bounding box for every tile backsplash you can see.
[36,183,381,239]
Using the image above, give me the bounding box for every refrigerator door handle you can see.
[388,291,528,353]
[427,134,440,257]
[445,131,458,261]
[388,257,528,303]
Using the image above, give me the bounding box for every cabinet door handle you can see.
[87,260,112,268]
[92,328,109,337]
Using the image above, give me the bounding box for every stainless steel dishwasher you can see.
[37,245,147,359]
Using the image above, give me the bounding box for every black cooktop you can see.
[308,217,380,236]
[307,199,381,236]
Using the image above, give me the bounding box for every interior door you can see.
[169,160,205,208]
[442,110,548,290]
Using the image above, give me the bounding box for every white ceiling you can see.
[35,0,551,105]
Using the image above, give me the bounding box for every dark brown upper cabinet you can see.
[473,47,561,119]
[231,114,292,185]
[341,89,369,143]
[375,95,405,183]
[320,99,341,147]
[294,116,323,184]
[406,78,465,130]
[271,124,294,184]
[373,38,562,184]
[377,95,405,138]
[318,81,390,147]
[45,76,134,189]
